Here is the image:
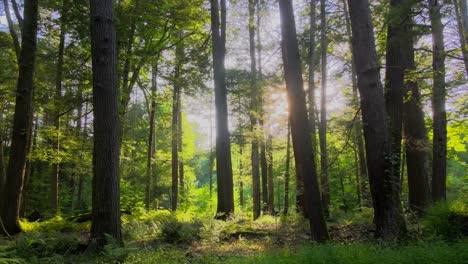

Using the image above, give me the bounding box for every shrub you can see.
[424,202,468,240]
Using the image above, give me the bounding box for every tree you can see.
[0,0,38,236]
[249,0,261,220]
[319,0,330,217]
[429,0,447,201]
[279,0,329,241]
[454,0,468,76]
[283,121,291,214]
[89,0,122,248]
[210,0,234,219]
[346,0,405,239]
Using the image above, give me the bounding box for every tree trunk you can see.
[171,85,180,211]
[260,126,268,212]
[429,0,447,202]
[267,134,274,213]
[77,101,88,211]
[283,121,291,215]
[145,60,158,210]
[279,0,329,241]
[0,0,38,236]
[2,0,20,61]
[346,0,405,239]
[319,0,330,217]
[454,0,468,76]
[51,3,67,214]
[0,114,6,194]
[342,0,369,204]
[210,0,234,219]
[178,104,185,203]
[89,0,122,248]
[249,0,261,221]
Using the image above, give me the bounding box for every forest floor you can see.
[0,207,467,263]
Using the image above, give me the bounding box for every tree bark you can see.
[51,3,67,214]
[89,0,122,248]
[171,84,180,211]
[2,0,21,62]
[178,104,185,203]
[249,0,261,220]
[145,59,158,210]
[319,0,330,217]
[279,0,329,241]
[210,0,234,219]
[283,121,291,215]
[342,0,369,204]
[454,0,468,76]
[0,0,38,236]
[267,134,274,213]
[346,0,405,239]
[429,0,447,202]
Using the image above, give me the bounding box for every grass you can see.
[0,205,467,263]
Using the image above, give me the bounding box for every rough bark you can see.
[429,0,447,202]
[279,0,329,241]
[89,0,122,248]
[210,0,234,219]
[342,0,369,204]
[319,0,330,217]
[347,0,405,239]
[0,0,38,236]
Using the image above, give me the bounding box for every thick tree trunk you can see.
[89,0,122,248]
[342,0,369,204]
[0,0,38,236]
[454,0,468,76]
[404,81,431,214]
[347,0,405,239]
[51,4,67,214]
[319,0,330,217]
[145,60,158,210]
[429,0,447,202]
[283,121,291,215]
[210,0,234,219]
[279,0,329,241]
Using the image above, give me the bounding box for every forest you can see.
[0,0,467,263]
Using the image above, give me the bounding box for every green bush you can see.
[157,214,201,244]
[423,202,468,240]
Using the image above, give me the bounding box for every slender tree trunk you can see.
[89,0,122,248]
[0,115,6,193]
[171,86,180,211]
[283,121,291,215]
[2,0,20,61]
[260,127,268,211]
[279,0,329,241]
[267,134,274,213]
[429,0,447,202]
[319,0,330,217]
[347,0,405,239]
[51,3,67,214]
[0,0,38,236]
[353,146,362,210]
[210,0,234,219]
[77,101,88,211]
[454,0,468,76]
[20,115,37,218]
[249,0,261,220]
[145,60,158,210]
[178,105,185,203]
[342,0,369,204]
